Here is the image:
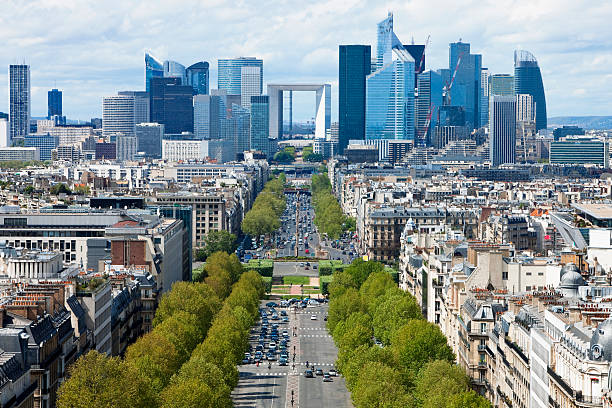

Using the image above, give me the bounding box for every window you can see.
[480,323,487,334]
[502,272,508,280]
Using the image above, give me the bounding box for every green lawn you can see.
[283,276,310,285]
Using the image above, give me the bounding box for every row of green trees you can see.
[328,259,490,408]
[273,146,296,163]
[311,173,350,239]
[241,175,287,237]
[302,145,323,162]
[57,251,258,408]
[194,230,238,262]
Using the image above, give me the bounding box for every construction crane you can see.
[417,35,430,73]
[416,103,438,147]
[442,52,464,105]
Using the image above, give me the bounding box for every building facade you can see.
[514,50,547,131]
[217,57,263,96]
[102,96,135,140]
[489,95,516,167]
[9,65,30,144]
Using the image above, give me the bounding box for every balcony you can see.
[478,360,487,368]
[478,344,487,351]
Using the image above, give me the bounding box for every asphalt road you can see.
[232,302,353,408]
[273,262,318,278]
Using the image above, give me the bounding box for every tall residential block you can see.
[250,95,270,157]
[218,57,263,96]
[514,50,547,131]
[339,45,371,154]
[186,62,209,95]
[9,65,30,143]
[47,88,62,119]
[102,95,135,141]
[489,95,516,167]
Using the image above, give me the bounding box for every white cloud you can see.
[0,0,609,119]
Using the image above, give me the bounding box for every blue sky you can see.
[0,0,610,121]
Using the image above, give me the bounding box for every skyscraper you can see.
[480,68,490,127]
[448,42,482,128]
[516,94,534,122]
[135,123,164,158]
[145,53,164,92]
[186,62,209,95]
[376,13,401,69]
[366,44,415,141]
[218,57,263,96]
[250,95,270,156]
[118,91,150,125]
[240,66,262,110]
[416,70,443,146]
[9,65,30,143]
[194,94,222,140]
[102,95,135,140]
[339,45,371,154]
[220,103,250,160]
[163,60,187,84]
[514,50,547,131]
[489,74,514,96]
[149,77,194,134]
[48,89,62,119]
[489,95,516,166]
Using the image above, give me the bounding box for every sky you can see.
[0,0,610,122]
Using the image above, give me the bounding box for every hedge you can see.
[243,259,274,277]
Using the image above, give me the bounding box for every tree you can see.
[154,311,203,364]
[50,183,71,195]
[372,292,422,345]
[328,270,358,299]
[338,344,397,389]
[57,351,155,408]
[345,259,384,288]
[448,391,491,408]
[194,248,207,262]
[351,361,411,408]
[24,185,35,195]
[202,231,237,259]
[327,287,364,333]
[414,360,472,408]
[391,320,455,376]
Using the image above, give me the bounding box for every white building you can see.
[241,65,262,110]
[102,96,135,139]
[116,133,137,162]
[162,139,232,163]
[0,147,39,161]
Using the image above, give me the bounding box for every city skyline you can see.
[0,1,610,121]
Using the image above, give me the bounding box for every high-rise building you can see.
[366,48,415,141]
[163,60,187,85]
[339,45,371,154]
[489,95,516,166]
[480,68,490,128]
[240,66,262,110]
[448,42,482,128]
[145,53,164,92]
[516,94,534,122]
[218,57,263,95]
[221,104,250,159]
[250,95,270,156]
[135,123,164,158]
[9,65,30,144]
[416,70,443,146]
[47,89,62,119]
[102,95,135,141]
[194,94,223,140]
[489,74,514,96]
[24,133,58,161]
[149,77,194,134]
[116,133,137,161]
[118,91,150,125]
[514,50,547,131]
[186,62,209,95]
[376,13,401,69]
[550,138,608,167]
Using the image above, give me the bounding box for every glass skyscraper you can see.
[186,62,209,95]
[149,77,194,134]
[416,70,443,146]
[218,57,263,96]
[489,95,516,166]
[339,45,371,154]
[250,95,270,157]
[163,60,187,85]
[514,50,547,131]
[240,66,262,110]
[9,64,30,143]
[376,13,402,70]
[366,48,415,141]
[47,89,62,119]
[145,53,164,92]
[448,42,482,128]
[489,74,514,96]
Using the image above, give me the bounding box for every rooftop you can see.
[573,203,612,221]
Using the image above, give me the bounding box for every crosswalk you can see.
[300,327,327,330]
[242,371,337,377]
[300,334,332,338]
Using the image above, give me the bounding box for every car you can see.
[329,368,338,377]
[313,265,318,269]
[315,368,324,376]
[266,353,276,361]
[305,249,310,254]
[282,330,289,337]
[266,302,278,307]
[304,369,314,378]
[282,316,289,322]
[323,373,333,382]
[279,358,288,366]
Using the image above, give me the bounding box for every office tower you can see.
[116,133,137,161]
[240,66,262,110]
[514,50,547,131]
[47,89,62,118]
[550,138,608,167]
[489,95,516,166]
[186,62,209,95]
[480,68,490,128]
[447,42,482,128]
[9,65,30,144]
[416,70,443,146]
[221,104,250,159]
[149,77,194,134]
[163,60,187,84]
[339,45,371,154]
[194,94,223,140]
[218,57,263,95]
[102,95,135,140]
[145,53,164,92]
[516,94,534,122]
[366,48,415,141]
[135,123,164,158]
[489,74,514,96]
[250,96,270,156]
[24,134,58,161]
[118,91,150,124]
[376,12,402,69]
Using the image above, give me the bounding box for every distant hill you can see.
[548,116,612,130]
